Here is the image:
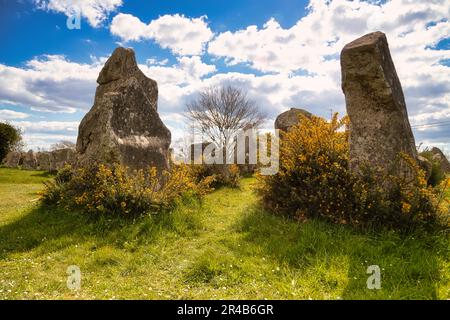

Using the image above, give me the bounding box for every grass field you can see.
[0,167,449,299]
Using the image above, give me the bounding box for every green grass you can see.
[0,167,449,299]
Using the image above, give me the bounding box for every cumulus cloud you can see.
[22,133,78,151]
[146,57,169,66]
[6,120,79,151]
[208,0,450,74]
[207,0,450,150]
[110,13,214,55]
[0,109,30,120]
[138,56,217,117]
[0,52,217,149]
[0,55,100,113]
[11,120,79,133]
[34,0,123,27]
[141,55,216,85]
[5,55,196,148]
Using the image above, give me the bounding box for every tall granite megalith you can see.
[76,47,171,171]
[341,31,418,179]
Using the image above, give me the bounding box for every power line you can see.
[412,124,450,129]
[411,120,450,129]
[412,120,450,127]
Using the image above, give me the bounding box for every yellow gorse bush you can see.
[188,161,241,188]
[41,163,214,216]
[258,113,445,232]
[258,114,353,220]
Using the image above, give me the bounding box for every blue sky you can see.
[0,0,308,65]
[0,0,449,152]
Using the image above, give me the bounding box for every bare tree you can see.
[185,85,266,156]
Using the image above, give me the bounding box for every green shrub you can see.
[352,155,446,231]
[189,163,240,188]
[0,122,22,162]
[420,150,445,186]
[41,163,213,217]
[257,114,447,232]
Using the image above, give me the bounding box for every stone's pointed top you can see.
[279,107,312,119]
[97,47,139,85]
[430,147,450,172]
[275,107,312,132]
[342,31,386,52]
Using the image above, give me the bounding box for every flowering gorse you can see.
[258,113,447,232]
[41,163,213,216]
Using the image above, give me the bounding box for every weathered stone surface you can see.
[21,150,37,170]
[2,149,76,171]
[2,151,21,167]
[341,31,418,178]
[274,108,312,132]
[50,148,76,171]
[36,152,52,171]
[97,48,139,85]
[76,47,171,171]
[430,147,450,173]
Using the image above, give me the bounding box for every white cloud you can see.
[22,133,78,151]
[138,56,217,116]
[208,0,450,75]
[177,56,217,78]
[110,13,214,55]
[206,0,450,149]
[0,52,217,149]
[0,55,100,113]
[140,56,216,86]
[0,109,30,120]
[155,70,342,119]
[7,120,79,151]
[34,0,123,27]
[10,120,80,133]
[146,57,169,66]
[110,13,148,41]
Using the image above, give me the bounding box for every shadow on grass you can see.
[231,204,449,299]
[30,171,55,179]
[0,200,203,260]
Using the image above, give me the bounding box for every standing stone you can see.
[76,47,171,171]
[2,151,21,168]
[50,148,76,171]
[21,150,37,170]
[36,152,52,171]
[275,108,312,132]
[341,31,418,179]
[430,147,450,173]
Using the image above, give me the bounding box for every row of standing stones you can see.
[2,31,450,178]
[2,148,76,172]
